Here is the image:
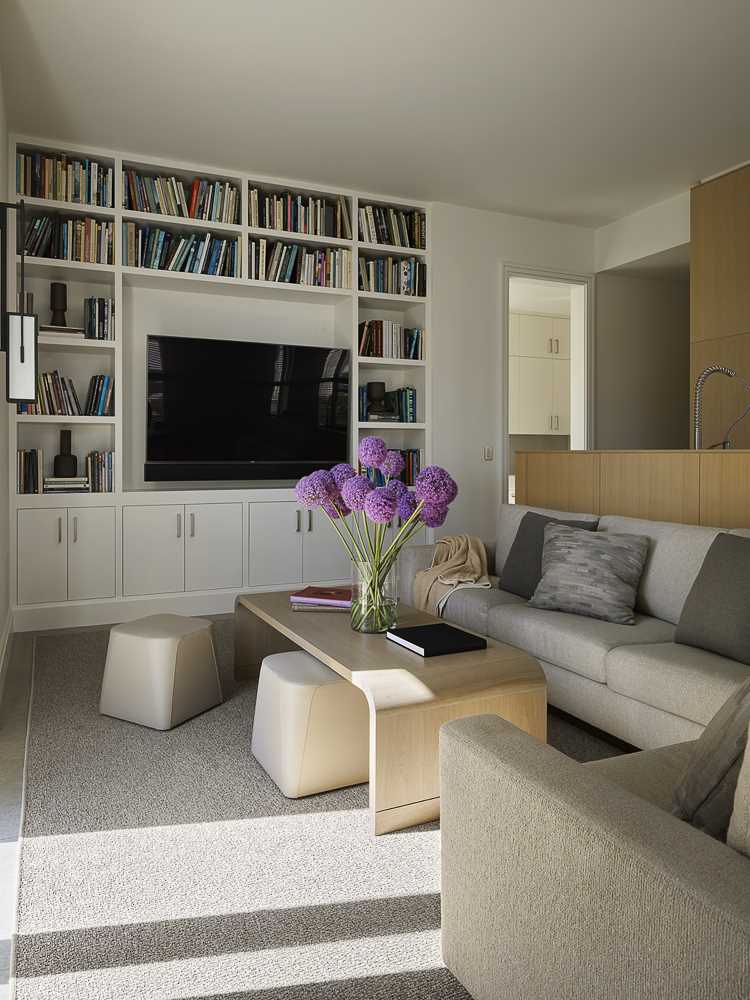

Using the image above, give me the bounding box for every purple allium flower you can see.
[295,469,337,508]
[385,478,408,500]
[330,463,356,489]
[397,490,419,521]
[358,436,388,469]
[341,474,373,511]
[364,487,398,524]
[322,496,351,519]
[379,449,406,479]
[420,502,449,528]
[414,465,458,506]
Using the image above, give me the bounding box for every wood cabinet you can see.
[123,504,185,597]
[68,507,116,600]
[18,508,68,605]
[185,502,243,592]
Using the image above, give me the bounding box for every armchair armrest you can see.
[440,715,750,1000]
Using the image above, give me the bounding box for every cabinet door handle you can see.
[555,415,560,430]
[57,516,63,544]
[548,338,553,354]
[555,338,560,354]
[307,510,313,532]
[296,509,301,532]
[73,515,78,543]
[176,513,182,538]
[190,513,195,538]
[549,415,553,431]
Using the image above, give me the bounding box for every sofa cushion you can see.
[596,515,722,625]
[606,642,750,727]
[529,524,650,625]
[496,504,599,578]
[676,533,750,665]
[501,511,598,600]
[487,603,674,683]
[728,723,750,858]
[585,742,694,812]
[443,586,524,634]
[672,677,750,840]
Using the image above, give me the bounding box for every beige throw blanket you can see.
[413,534,491,617]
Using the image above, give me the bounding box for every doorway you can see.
[502,266,593,503]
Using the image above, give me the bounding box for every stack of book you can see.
[122,170,240,223]
[17,449,43,494]
[358,256,426,297]
[83,375,114,416]
[39,324,86,340]
[17,370,82,415]
[43,476,89,495]
[289,586,352,613]
[251,239,352,288]
[24,215,114,264]
[83,297,115,340]
[358,204,426,249]
[249,188,352,238]
[16,151,114,206]
[359,385,417,423]
[122,223,240,277]
[358,320,423,360]
[86,450,114,493]
[361,449,422,487]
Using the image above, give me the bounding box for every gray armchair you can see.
[440,715,750,1000]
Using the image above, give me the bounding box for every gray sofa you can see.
[400,504,750,749]
[440,715,750,1000]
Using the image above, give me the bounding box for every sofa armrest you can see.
[398,539,496,606]
[440,715,750,1000]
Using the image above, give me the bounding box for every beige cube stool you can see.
[100,614,222,730]
[251,650,369,798]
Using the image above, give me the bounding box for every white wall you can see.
[595,272,690,450]
[594,192,689,272]
[0,63,10,640]
[429,202,594,539]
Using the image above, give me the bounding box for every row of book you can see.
[358,204,426,249]
[122,170,240,223]
[358,384,418,423]
[358,256,426,297]
[24,216,114,264]
[122,223,240,277]
[16,372,114,416]
[84,297,115,340]
[16,450,114,494]
[251,239,352,288]
[361,449,423,487]
[249,188,352,239]
[358,321,424,360]
[16,151,114,207]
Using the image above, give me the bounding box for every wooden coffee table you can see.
[235,592,547,835]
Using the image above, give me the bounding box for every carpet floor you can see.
[13,620,621,999]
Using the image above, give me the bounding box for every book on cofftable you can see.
[386,623,487,657]
[290,604,349,613]
[289,586,352,608]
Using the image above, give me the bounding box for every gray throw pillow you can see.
[676,533,750,665]
[673,677,750,841]
[501,512,599,600]
[528,524,650,625]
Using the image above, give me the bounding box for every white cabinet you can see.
[185,502,243,592]
[68,507,116,601]
[552,358,571,434]
[509,316,571,436]
[249,502,303,588]
[511,313,570,359]
[517,356,556,434]
[303,508,352,583]
[552,317,571,359]
[123,504,185,597]
[18,508,68,605]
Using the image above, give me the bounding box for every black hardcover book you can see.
[386,623,487,658]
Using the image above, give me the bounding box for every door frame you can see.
[500,263,596,497]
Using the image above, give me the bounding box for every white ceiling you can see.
[2,0,750,226]
[509,278,571,316]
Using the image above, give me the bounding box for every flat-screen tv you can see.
[145,335,350,481]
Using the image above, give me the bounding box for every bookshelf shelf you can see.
[357,241,428,257]
[357,291,427,307]
[244,277,353,300]
[248,225,352,249]
[15,415,116,425]
[38,334,115,352]
[16,255,115,284]
[19,196,116,220]
[357,356,425,368]
[121,208,244,235]
[357,422,426,430]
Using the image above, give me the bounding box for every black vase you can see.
[50,282,67,327]
[54,429,77,477]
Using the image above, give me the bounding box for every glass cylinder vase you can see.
[351,559,399,633]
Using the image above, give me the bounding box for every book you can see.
[39,325,85,337]
[358,203,426,249]
[123,169,239,223]
[290,604,350,613]
[24,215,114,264]
[358,254,426,296]
[249,187,351,239]
[16,150,113,206]
[122,222,239,277]
[386,623,488,657]
[358,320,423,360]
[250,239,351,288]
[17,449,43,494]
[290,586,352,608]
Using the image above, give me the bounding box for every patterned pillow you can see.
[528,524,650,625]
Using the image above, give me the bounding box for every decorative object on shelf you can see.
[295,438,458,633]
[54,429,77,478]
[0,197,39,403]
[50,282,67,326]
[365,381,398,422]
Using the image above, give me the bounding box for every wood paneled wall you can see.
[691,165,750,449]
[515,450,750,528]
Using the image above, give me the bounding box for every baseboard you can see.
[0,609,13,707]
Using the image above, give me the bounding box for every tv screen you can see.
[145,335,350,481]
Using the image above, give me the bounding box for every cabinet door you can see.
[508,355,521,434]
[68,507,116,600]
[508,313,521,356]
[18,508,67,605]
[302,508,352,584]
[518,315,555,358]
[123,505,185,597]
[248,502,303,588]
[552,317,571,359]
[552,359,571,435]
[185,502,243,592]
[518,356,555,434]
